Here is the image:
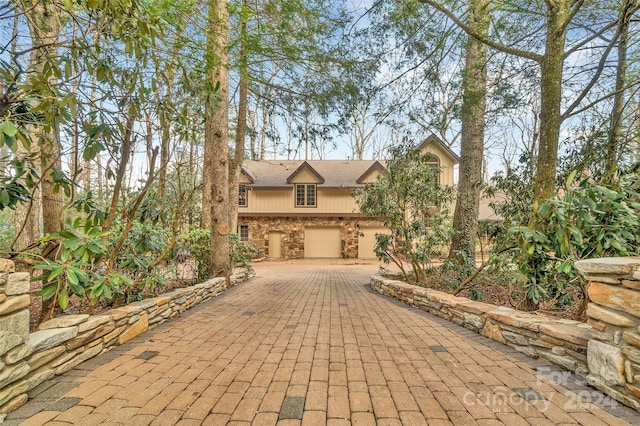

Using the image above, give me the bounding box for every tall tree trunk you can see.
[532,1,569,207]
[229,0,248,235]
[102,110,135,231]
[260,98,268,160]
[83,82,97,193]
[1,11,18,175]
[157,25,183,199]
[9,4,36,251]
[605,0,632,178]
[14,0,63,250]
[96,151,104,199]
[189,135,197,226]
[28,2,63,237]
[448,0,489,267]
[158,112,170,198]
[204,0,231,277]
[40,119,63,236]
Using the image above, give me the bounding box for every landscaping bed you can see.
[380,265,585,321]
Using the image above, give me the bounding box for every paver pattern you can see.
[5,260,638,425]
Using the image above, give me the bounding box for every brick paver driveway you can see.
[5,260,637,425]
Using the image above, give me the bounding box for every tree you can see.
[605,0,634,178]
[1,0,204,320]
[356,145,454,282]
[11,0,63,251]
[203,0,231,278]
[417,0,639,209]
[448,0,489,267]
[229,0,249,236]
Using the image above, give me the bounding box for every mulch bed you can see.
[381,266,585,322]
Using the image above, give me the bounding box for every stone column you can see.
[575,257,640,411]
[0,259,32,417]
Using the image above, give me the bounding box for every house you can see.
[237,135,459,259]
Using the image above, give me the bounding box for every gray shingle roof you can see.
[242,160,384,188]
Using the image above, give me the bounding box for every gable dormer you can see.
[356,161,387,184]
[286,161,325,184]
[416,134,460,163]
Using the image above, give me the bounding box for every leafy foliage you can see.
[230,232,258,274]
[355,144,454,282]
[177,228,257,283]
[34,219,110,316]
[485,162,640,311]
[177,227,212,284]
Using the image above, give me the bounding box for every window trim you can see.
[295,184,317,208]
[238,224,249,241]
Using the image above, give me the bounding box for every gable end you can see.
[286,161,325,184]
[416,134,460,163]
[356,161,387,184]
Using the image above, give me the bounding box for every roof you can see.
[242,134,459,189]
[416,134,461,163]
[242,160,383,188]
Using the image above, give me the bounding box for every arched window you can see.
[425,154,440,186]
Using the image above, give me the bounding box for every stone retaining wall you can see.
[574,257,640,412]
[370,260,640,412]
[0,259,250,420]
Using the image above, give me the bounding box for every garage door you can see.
[305,227,341,258]
[358,227,390,259]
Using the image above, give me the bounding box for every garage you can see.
[304,227,341,258]
[358,227,390,259]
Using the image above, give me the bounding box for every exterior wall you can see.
[241,188,359,215]
[239,216,385,259]
[0,259,251,420]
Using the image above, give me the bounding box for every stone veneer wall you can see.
[574,257,640,412]
[371,259,640,412]
[240,216,384,259]
[0,259,250,420]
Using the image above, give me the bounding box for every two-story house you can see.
[237,135,459,259]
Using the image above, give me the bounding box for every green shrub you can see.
[355,145,454,282]
[230,233,258,274]
[177,228,257,281]
[177,227,211,283]
[507,169,640,309]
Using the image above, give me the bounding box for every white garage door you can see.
[358,227,390,259]
[305,227,341,258]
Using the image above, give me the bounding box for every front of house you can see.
[237,135,459,259]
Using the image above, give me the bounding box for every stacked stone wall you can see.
[0,259,250,421]
[575,257,640,411]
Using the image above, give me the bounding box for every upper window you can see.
[295,184,316,207]
[425,154,440,186]
[238,184,247,207]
